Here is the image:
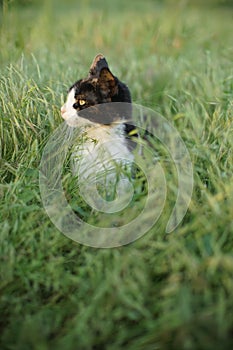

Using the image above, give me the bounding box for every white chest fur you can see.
[71,123,134,181]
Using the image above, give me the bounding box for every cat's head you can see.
[61,54,131,124]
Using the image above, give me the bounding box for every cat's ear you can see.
[99,67,118,97]
[89,54,109,77]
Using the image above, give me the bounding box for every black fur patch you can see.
[67,54,138,145]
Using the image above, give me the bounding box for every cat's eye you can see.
[79,99,86,106]
[73,99,86,109]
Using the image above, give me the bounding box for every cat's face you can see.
[61,54,131,124]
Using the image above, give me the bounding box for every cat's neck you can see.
[85,123,125,143]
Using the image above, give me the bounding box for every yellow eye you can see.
[79,99,86,106]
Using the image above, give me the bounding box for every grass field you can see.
[0,0,233,349]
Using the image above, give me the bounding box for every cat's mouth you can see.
[60,106,78,126]
[61,105,96,128]
[60,106,76,121]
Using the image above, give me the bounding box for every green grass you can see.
[0,0,233,349]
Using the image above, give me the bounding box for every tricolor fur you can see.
[61,54,134,181]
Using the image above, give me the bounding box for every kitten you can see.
[61,54,136,201]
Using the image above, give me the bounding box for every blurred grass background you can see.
[0,0,233,349]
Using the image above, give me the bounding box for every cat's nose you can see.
[61,105,66,116]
